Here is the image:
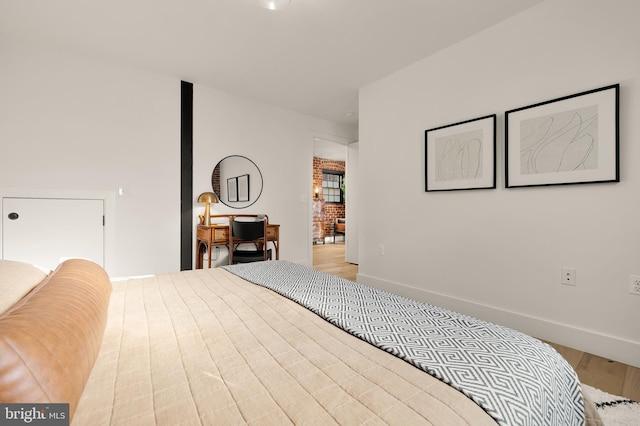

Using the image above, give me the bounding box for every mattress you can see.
[74,266,496,425]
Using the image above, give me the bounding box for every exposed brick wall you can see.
[313,157,346,238]
[211,165,221,196]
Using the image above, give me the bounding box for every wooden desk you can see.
[195,223,280,269]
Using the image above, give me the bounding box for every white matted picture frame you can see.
[237,174,250,202]
[227,177,238,202]
[425,114,496,191]
[505,84,619,188]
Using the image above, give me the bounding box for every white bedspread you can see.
[74,267,496,425]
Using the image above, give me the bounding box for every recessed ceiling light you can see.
[257,0,291,11]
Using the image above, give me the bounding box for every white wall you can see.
[359,0,640,367]
[193,84,356,267]
[0,37,356,277]
[0,38,180,278]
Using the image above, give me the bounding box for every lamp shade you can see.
[197,192,219,204]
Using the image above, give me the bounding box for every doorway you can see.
[312,137,358,268]
[312,138,346,244]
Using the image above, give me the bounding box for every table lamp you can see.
[197,192,219,226]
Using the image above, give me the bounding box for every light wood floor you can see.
[312,243,640,402]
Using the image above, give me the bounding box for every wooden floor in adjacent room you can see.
[312,242,640,402]
[312,240,358,281]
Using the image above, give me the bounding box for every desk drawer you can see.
[197,226,229,244]
[213,227,228,242]
[266,227,278,239]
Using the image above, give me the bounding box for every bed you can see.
[0,259,601,425]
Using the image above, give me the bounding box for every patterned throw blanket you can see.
[223,261,585,426]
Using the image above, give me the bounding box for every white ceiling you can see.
[0,0,543,131]
[313,138,348,161]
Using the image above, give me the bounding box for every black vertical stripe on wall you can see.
[180,81,194,271]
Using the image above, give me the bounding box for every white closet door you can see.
[2,197,104,270]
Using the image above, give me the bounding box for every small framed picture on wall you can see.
[227,177,238,202]
[425,114,496,191]
[505,84,619,188]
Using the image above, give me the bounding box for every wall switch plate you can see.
[377,244,385,256]
[630,275,640,296]
[561,267,576,286]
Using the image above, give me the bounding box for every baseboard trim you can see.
[357,272,640,368]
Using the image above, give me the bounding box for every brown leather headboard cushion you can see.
[0,259,111,420]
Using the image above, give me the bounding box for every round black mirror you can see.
[211,155,263,209]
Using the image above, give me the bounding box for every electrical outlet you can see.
[377,244,385,256]
[561,267,576,286]
[629,275,640,296]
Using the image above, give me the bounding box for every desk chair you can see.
[333,218,346,243]
[229,217,272,264]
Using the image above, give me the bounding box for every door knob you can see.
[7,212,19,220]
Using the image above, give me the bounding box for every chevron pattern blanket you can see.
[223,261,585,426]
